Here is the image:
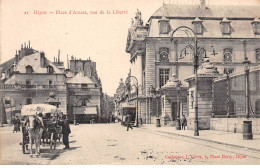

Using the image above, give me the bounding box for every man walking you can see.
[126,114,133,131]
[181,115,187,130]
[61,115,71,149]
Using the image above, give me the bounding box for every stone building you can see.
[0,43,67,123]
[65,57,103,123]
[0,43,103,124]
[125,1,260,126]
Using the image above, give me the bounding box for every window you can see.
[49,80,53,85]
[223,48,233,62]
[220,18,231,35]
[192,17,203,34]
[159,69,170,88]
[81,84,88,88]
[26,98,32,105]
[47,66,54,74]
[256,48,260,62]
[26,80,32,88]
[26,80,31,85]
[159,47,169,62]
[25,65,33,74]
[252,18,260,35]
[158,16,170,34]
[256,99,260,115]
[229,100,235,115]
[224,68,234,74]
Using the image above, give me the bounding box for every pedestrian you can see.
[17,116,21,132]
[126,114,133,131]
[181,115,187,130]
[13,116,19,133]
[61,115,71,149]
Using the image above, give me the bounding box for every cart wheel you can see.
[50,133,54,149]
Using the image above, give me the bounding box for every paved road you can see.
[1,123,260,165]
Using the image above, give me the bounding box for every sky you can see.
[1,0,260,96]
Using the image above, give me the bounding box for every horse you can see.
[26,115,43,157]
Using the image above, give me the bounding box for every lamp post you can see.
[176,81,182,130]
[74,97,78,125]
[150,85,161,127]
[148,85,155,124]
[243,41,253,140]
[125,75,139,127]
[171,26,200,136]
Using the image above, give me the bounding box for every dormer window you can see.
[46,66,54,74]
[159,47,169,62]
[252,18,260,35]
[192,17,203,34]
[158,16,170,34]
[220,18,231,35]
[25,65,33,74]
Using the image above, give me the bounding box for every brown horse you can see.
[27,116,43,157]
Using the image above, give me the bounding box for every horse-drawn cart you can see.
[21,104,62,155]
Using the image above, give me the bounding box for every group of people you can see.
[14,113,71,150]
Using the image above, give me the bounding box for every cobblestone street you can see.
[1,123,260,165]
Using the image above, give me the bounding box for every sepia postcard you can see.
[0,0,260,165]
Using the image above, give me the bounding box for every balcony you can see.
[0,84,67,91]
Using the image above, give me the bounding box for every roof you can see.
[67,71,94,84]
[0,57,15,73]
[151,4,260,18]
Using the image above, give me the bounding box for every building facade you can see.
[0,43,103,123]
[0,43,67,123]
[124,1,260,125]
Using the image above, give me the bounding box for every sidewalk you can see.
[139,124,260,152]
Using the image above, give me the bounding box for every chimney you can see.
[58,50,60,63]
[24,42,26,48]
[15,50,19,62]
[67,54,69,69]
[200,0,206,9]
[29,41,30,48]
[54,57,56,62]
[21,44,23,49]
[40,52,45,68]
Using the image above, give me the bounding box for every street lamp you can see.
[149,85,161,127]
[125,75,139,127]
[171,26,200,136]
[176,81,182,130]
[243,41,253,140]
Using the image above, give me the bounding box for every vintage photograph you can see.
[0,0,260,165]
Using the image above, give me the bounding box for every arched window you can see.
[26,98,32,105]
[223,48,233,62]
[25,65,33,74]
[229,99,235,115]
[255,99,260,115]
[256,48,260,62]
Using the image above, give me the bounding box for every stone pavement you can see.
[139,124,260,152]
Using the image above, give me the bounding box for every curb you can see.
[140,127,260,153]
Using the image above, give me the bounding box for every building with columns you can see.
[124,1,260,126]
